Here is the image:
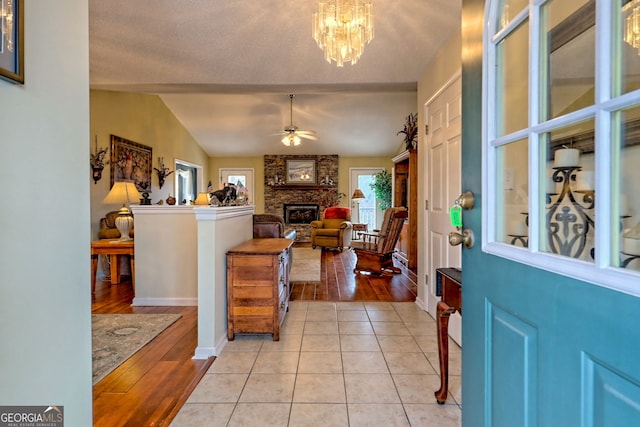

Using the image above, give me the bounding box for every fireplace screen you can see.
[284,204,320,224]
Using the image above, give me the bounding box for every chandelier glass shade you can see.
[624,0,640,55]
[312,0,374,67]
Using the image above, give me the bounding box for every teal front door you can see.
[461,0,640,425]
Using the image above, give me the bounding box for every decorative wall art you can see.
[286,159,316,184]
[0,0,24,84]
[110,135,152,192]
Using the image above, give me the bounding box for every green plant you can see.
[369,170,392,210]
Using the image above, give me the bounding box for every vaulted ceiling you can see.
[89,0,461,157]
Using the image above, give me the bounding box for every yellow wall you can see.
[90,90,209,238]
[208,156,395,213]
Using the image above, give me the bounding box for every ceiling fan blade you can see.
[298,133,318,141]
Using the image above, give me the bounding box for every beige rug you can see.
[290,247,321,282]
[92,313,181,385]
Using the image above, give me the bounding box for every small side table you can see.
[91,239,135,296]
[352,223,368,240]
[434,267,462,404]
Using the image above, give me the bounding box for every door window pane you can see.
[620,0,640,94]
[496,20,530,136]
[542,118,595,262]
[497,139,529,246]
[616,105,640,270]
[544,0,595,120]
[497,0,528,30]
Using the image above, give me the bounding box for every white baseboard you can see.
[131,297,197,306]
[193,334,228,359]
[414,297,427,311]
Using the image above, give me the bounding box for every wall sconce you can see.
[90,135,109,184]
[154,157,174,189]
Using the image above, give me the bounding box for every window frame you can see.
[482,0,640,296]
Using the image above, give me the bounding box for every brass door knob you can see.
[449,229,474,248]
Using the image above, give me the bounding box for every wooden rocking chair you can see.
[352,207,408,275]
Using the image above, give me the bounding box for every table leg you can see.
[435,300,456,404]
[91,254,99,295]
[130,255,135,294]
[109,254,120,285]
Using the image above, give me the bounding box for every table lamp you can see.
[102,181,141,241]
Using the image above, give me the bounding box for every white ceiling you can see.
[89,0,462,157]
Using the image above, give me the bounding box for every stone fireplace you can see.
[284,204,319,224]
[263,154,339,242]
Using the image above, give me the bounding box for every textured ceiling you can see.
[89,0,461,157]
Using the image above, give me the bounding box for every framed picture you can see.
[286,158,316,184]
[0,0,24,84]
[110,135,152,192]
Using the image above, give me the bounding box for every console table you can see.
[434,267,462,404]
[91,239,135,296]
[226,238,292,341]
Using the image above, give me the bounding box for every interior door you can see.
[350,168,383,230]
[220,168,254,205]
[425,75,462,344]
[462,0,640,425]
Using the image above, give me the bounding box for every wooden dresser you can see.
[226,238,293,341]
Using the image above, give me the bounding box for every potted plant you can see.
[398,112,418,150]
[370,170,392,210]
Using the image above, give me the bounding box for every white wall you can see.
[0,2,92,426]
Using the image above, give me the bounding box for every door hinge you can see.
[425,124,429,135]
[425,200,429,210]
[425,274,429,284]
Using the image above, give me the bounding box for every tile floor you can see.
[171,301,461,427]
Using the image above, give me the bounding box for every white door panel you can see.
[425,75,462,345]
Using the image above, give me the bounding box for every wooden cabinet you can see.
[392,149,417,268]
[226,238,293,341]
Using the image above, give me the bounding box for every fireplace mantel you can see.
[269,184,334,190]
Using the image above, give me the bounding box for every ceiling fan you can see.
[275,94,318,146]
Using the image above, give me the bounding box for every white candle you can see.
[509,220,527,236]
[554,148,579,167]
[575,171,594,191]
[621,194,629,216]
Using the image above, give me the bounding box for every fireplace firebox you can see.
[284,204,320,224]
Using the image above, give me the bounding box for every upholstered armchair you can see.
[253,214,296,271]
[253,214,297,240]
[98,210,134,239]
[310,207,352,251]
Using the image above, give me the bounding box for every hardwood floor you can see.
[92,245,417,426]
[290,244,418,302]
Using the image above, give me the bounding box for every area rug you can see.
[290,247,321,282]
[92,313,181,385]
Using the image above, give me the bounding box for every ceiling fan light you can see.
[281,134,301,146]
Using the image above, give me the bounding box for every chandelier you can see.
[312,0,374,67]
[1,0,14,53]
[624,0,640,55]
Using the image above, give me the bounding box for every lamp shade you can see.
[352,189,365,200]
[193,192,210,205]
[102,181,142,206]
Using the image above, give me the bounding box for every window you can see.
[175,159,203,205]
[484,0,640,294]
